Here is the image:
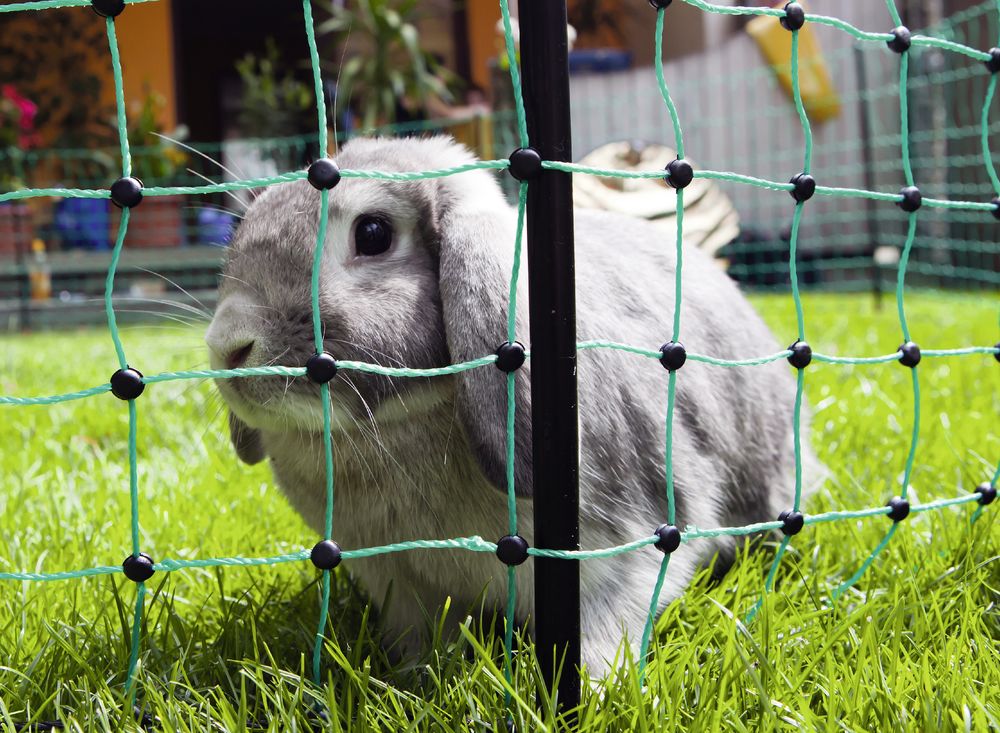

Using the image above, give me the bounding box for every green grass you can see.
[0,292,998,732]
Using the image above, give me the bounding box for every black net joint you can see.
[665,158,694,190]
[886,497,910,523]
[898,341,921,368]
[654,524,682,553]
[986,48,1000,74]
[508,147,543,181]
[887,26,912,54]
[659,341,687,371]
[110,367,145,400]
[780,2,805,31]
[91,0,125,18]
[787,340,812,369]
[778,510,805,536]
[789,173,815,203]
[495,341,526,372]
[976,482,997,506]
[496,535,529,566]
[306,352,338,383]
[122,552,155,582]
[308,159,342,190]
[311,540,343,570]
[898,185,922,212]
[110,177,143,209]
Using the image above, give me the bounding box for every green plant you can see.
[235,38,314,144]
[0,293,997,730]
[314,0,458,129]
[126,87,189,184]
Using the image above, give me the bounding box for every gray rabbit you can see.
[205,136,820,675]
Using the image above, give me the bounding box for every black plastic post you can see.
[519,0,581,713]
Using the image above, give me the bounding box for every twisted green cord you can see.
[507,184,528,343]
[5,345,998,406]
[747,27,814,622]
[498,2,531,701]
[104,209,130,370]
[342,536,496,559]
[983,73,1000,195]
[790,31,813,176]
[0,385,112,405]
[104,11,148,701]
[506,183,528,537]
[128,399,140,555]
[637,555,671,673]
[884,0,904,27]
[107,18,130,178]
[654,10,685,159]
[499,0,528,147]
[680,0,990,60]
[6,170,999,211]
[0,494,987,582]
[0,187,109,203]
[303,0,335,683]
[0,0,996,706]
[834,19,923,600]
[126,583,145,706]
[899,59,915,189]
[788,205,806,340]
[302,0,328,157]
[0,0,158,12]
[638,5,688,680]
[499,187,527,701]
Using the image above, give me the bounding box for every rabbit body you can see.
[206,137,816,674]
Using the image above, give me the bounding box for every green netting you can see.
[0,0,998,717]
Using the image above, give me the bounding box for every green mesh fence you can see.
[0,0,999,717]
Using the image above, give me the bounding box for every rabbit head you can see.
[205,136,531,493]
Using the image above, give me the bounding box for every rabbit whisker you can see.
[153,131,251,197]
[129,268,213,318]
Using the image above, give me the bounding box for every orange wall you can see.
[117,0,177,130]
[466,1,501,93]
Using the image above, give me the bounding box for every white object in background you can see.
[573,141,740,260]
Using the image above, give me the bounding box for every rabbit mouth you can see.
[216,377,342,433]
[217,374,449,435]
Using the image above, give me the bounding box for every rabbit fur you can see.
[205,136,821,675]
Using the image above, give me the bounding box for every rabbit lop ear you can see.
[436,173,533,498]
[228,410,265,465]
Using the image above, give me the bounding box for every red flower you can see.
[2,84,38,149]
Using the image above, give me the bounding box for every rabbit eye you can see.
[355,216,392,256]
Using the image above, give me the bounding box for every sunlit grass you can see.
[0,292,997,731]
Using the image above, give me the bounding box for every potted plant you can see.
[109,87,190,248]
[0,84,39,257]
[235,38,315,167]
[313,0,458,131]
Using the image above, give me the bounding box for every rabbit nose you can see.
[206,293,264,370]
[224,339,255,369]
[206,333,258,370]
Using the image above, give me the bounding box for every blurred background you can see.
[0,0,997,330]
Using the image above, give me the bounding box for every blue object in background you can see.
[568,49,632,74]
[54,198,110,251]
[196,208,237,247]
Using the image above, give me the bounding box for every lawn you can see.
[0,292,998,732]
